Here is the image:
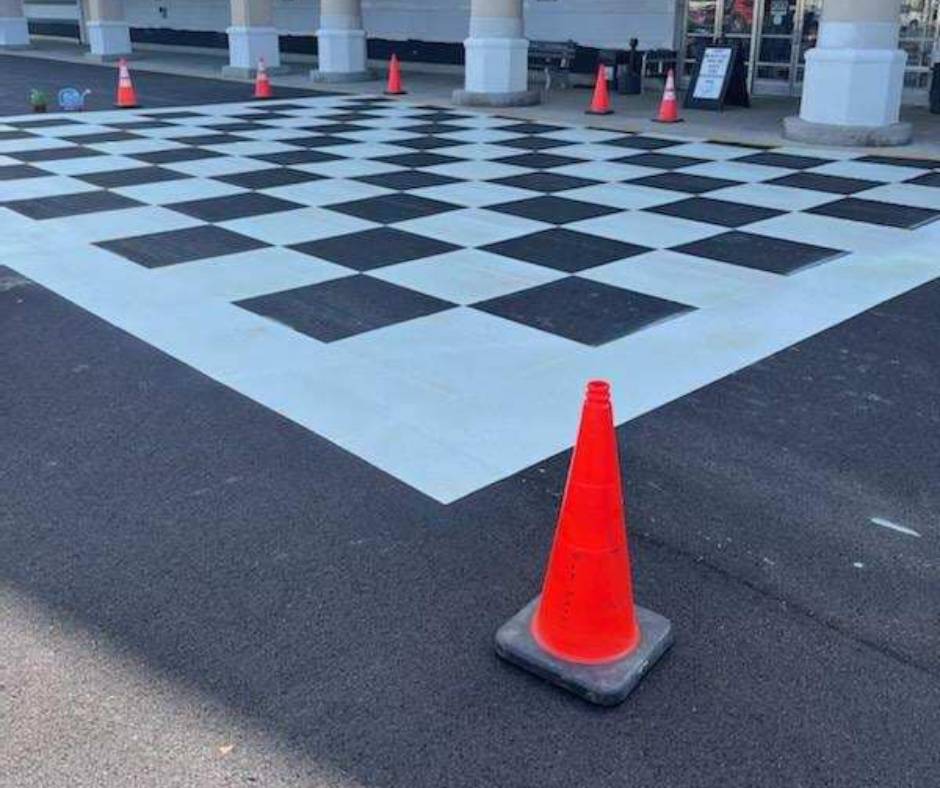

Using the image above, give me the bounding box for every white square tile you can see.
[40,206,203,244]
[369,248,565,303]
[339,128,417,144]
[562,182,687,210]
[0,137,74,154]
[162,156,279,177]
[112,178,248,205]
[809,159,931,183]
[664,142,760,160]
[745,212,913,253]
[579,249,779,308]
[149,246,352,301]
[87,139,187,156]
[263,178,392,207]
[396,208,549,247]
[424,160,528,181]
[292,158,403,179]
[409,180,534,208]
[853,183,940,212]
[570,210,718,248]
[550,160,663,182]
[203,140,301,157]
[540,127,625,144]
[551,143,635,161]
[0,175,98,201]
[325,142,412,159]
[437,127,520,144]
[681,160,793,183]
[438,143,524,160]
[28,154,152,176]
[218,206,379,245]
[705,182,838,211]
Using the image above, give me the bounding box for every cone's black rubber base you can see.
[652,118,685,123]
[585,109,614,116]
[495,597,674,706]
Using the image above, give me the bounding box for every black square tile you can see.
[0,164,48,181]
[494,152,584,170]
[325,193,459,224]
[107,120,177,130]
[11,146,104,163]
[400,122,469,135]
[410,111,472,122]
[280,134,356,149]
[251,149,342,166]
[474,277,689,346]
[7,118,82,129]
[132,147,224,165]
[489,172,600,193]
[215,167,324,190]
[767,172,881,194]
[481,228,648,272]
[603,135,684,151]
[373,152,461,168]
[646,197,784,228]
[236,275,453,342]
[735,152,833,169]
[321,112,379,122]
[672,231,844,274]
[499,136,574,151]
[497,122,566,134]
[182,133,250,146]
[355,170,458,191]
[291,227,458,270]
[96,225,268,268]
[394,136,464,151]
[806,198,939,229]
[489,195,619,224]
[613,152,707,170]
[143,111,204,119]
[0,130,35,141]
[230,111,294,121]
[627,172,740,194]
[62,131,141,144]
[204,121,273,132]
[907,172,940,188]
[3,190,141,220]
[168,192,303,222]
[255,103,310,111]
[857,155,940,170]
[297,122,367,134]
[78,166,192,188]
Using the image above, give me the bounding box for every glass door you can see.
[754,0,797,94]
[721,0,758,87]
[899,0,940,104]
[682,1,719,80]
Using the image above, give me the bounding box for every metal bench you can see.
[528,40,578,91]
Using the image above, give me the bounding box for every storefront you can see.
[680,0,939,104]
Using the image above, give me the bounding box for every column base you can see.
[86,21,132,60]
[463,36,531,97]
[226,26,283,75]
[222,65,290,80]
[0,16,30,48]
[783,116,913,148]
[310,68,376,83]
[452,88,541,107]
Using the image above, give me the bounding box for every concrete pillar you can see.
[454,0,539,107]
[223,0,287,78]
[84,0,132,62]
[0,0,29,48]
[785,0,911,146]
[311,0,373,83]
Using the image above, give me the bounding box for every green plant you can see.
[29,89,48,107]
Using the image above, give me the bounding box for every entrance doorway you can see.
[680,0,940,104]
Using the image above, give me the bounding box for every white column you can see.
[84,0,132,62]
[454,0,539,107]
[223,0,287,78]
[785,0,911,146]
[0,0,30,48]
[311,0,373,83]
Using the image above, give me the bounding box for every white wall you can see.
[113,0,678,50]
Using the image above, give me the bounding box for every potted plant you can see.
[29,89,49,113]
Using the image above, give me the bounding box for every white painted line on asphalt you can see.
[869,517,922,538]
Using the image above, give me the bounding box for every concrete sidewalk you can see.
[8,35,940,157]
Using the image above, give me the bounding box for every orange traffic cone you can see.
[254,57,273,99]
[653,68,683,123]
[114,58,139,109]
[495,380,674,706]
[585,63,613,115]
[385,53,406,95]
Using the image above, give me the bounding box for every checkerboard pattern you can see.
[3,92,939,501]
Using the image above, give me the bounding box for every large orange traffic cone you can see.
[653,68,683,123]
[254,57,273,99]
[585,63,612,115]
[495,380,674,706]
[385,53,406,95]
[114,58,139,109]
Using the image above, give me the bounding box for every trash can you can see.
[617,39,643,94]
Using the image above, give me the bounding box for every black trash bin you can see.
[930,63,940,114]
[617,39,643,94]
